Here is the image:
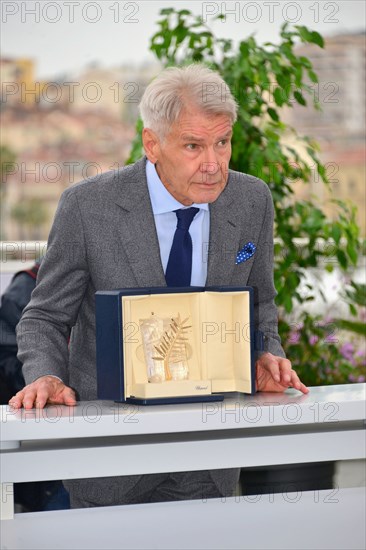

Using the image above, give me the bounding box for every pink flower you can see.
[309,335,319,345]
[288,331,300,344]
[340,342,354,361]
[325,333,338,344]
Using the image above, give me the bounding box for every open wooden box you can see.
[96,287,258,405]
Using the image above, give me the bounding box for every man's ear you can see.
[142,128,160,164]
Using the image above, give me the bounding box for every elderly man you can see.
[10,64,308,507]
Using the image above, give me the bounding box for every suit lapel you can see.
[206,171,255,287]
[112,158,166,287]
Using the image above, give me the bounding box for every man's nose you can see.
[200,150,220,174]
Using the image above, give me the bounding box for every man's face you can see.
[143,109,232,206]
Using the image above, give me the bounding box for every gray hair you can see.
[139,64,238,139]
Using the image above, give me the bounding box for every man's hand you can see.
[256,352,309,394]
[8,376,77,409]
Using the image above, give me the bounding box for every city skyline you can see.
[1,1,365,79]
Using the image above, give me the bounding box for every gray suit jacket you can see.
[18,156,284,395]
[17,156,285,505]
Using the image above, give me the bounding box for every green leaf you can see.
[308,69,318,83]
[277,72,291,91]
[267,108,279,121]
[349,304,357,316]
[295,26,313,42]
[331,225,341,244]
[346,241,358,265]
[310,31,324,48]
[273,87,286,106]
[298,56,312,69]
[295,26,324,48]
[283,293,293,313]
[160,8,175,15]
[336,249,348,270]
[333,319,366,336]
[294,90,306,106]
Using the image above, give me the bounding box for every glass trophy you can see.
[139,313,191,383]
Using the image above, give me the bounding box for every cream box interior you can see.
[122,290,253,400]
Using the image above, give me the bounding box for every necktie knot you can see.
[175,207,199,230]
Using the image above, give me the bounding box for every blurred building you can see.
[2,106,136,239]
[1,59,160,241]
[63,62,159,121]
[289,33,365,142]
[284,32,366,235]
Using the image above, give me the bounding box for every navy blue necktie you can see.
[165,207,199,287]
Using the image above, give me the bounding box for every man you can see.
[10,64,308,507]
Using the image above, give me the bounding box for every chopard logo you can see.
[195,385,208,391]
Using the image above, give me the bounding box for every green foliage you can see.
[280,313,365,386]
[333,319,366,337]
[127,8,364,384]
[126,118,143,165]
[0,145,17,239]
[343,281,366,310]
[11,198,49,239]
[0,145,16,190]
[332,281,366,336]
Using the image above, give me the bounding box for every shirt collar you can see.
[146,160,209,215]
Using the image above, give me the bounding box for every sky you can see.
[1,0,365,79]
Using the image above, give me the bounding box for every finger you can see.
[277,358,293,384]
[8,390,25,409]
[298,382,309,394]
[62,387,77,405]
[34,386,54,409]
[22,387,38,410]
[49,386,77,406]
[289,370,309,394]
[258,353,279,382]
[264,355,291,384]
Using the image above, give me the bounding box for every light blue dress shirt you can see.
[146,160,210,286]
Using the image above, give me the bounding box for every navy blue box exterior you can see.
[96,286,257,402]
[95,291,125,401]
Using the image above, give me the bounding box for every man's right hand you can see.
[8,376,77,409]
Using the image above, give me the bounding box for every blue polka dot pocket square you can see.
[236,242,257,265]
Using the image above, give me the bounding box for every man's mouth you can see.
[194,181,221,186]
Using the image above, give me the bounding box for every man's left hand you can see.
[256,352,309,394]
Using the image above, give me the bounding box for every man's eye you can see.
[218,140,228,146]
[186,144,197,150]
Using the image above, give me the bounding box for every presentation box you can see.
[96,287,259,405]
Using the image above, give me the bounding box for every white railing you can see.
[1,384,365,550]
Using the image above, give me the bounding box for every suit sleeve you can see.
[247,184,285,358]
[16,189,90,384]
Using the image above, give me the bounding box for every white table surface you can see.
[1,383,365,443]
[2,488,365,550]
[1,384,365,549]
